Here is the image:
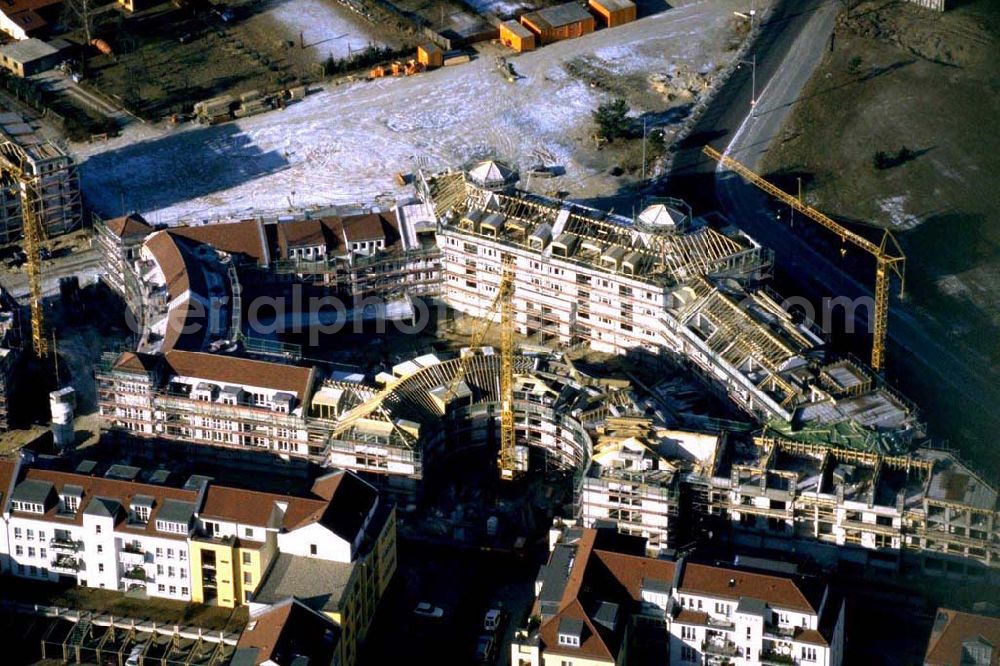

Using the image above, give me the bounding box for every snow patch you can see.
[877,195,920,230]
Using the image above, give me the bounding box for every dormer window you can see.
[130,495,155,525]
[557,618,583,648]
[11,500,44,514]
[63,495,80,513]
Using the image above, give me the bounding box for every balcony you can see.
[760,649,796,665]
[707,616,735,631]
[764,624,797,640]
[703,637,740,658]
[121,566,149,584]
[119,549,146,567]
[50,556,80,575]
[49,538,81,554]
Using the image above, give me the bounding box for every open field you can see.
[760,0,1000,472]
[73,0,757,223]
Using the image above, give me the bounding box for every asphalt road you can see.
[663,0,1000,446]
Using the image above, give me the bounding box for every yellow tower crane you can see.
[703,145,905,372]
[3,162,48,358]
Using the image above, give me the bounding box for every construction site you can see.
[0,0,994,662]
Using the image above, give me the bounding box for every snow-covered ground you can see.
[73,0,746,224]
[268,0,388,61]
[463,0,535,17]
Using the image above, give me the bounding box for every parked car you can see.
[484,608,503,632]
[413,602,444,618]
[473,634,495,663]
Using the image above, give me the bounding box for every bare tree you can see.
[62,0,97,74]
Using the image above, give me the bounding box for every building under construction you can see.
[423,171,922,453]
[0,110,81,243]
[92,162,995,581]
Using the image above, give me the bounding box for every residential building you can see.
[512,525,845,666]
[924,608,1000,665]
[0,454,394,665]
[0,109,81,242]
[0,0,62,41]
[97,349,320,460]
[235,597,343,666]
[500,20,536,51]
[589,0,636,27]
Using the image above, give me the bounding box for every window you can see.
[156,548,163,558]
[157,565,164,575]
[28,547,35,558]
[168,567,175,578]
[801,647,817,661]
[309,544,317,556]
[38,531,45,541]
[133,505,150,523]
[243,572,252,584]
[179,551,187,561]
[557,634,580,647]
[182,587,189,596]
[96,525,102,534]
[242,552,252,565]
[244,527,253,538]
[15,545,22,556]
[167,548,174,559]
[26,529,34,540]
[158,584,165,592]
[40,548,46,559]
[681,626,696,640]
[97,545,103,554]
[98,564,104,573]
[169,586,177,595]
[680,646,696,662]
[13,527,21,539]
[63,495,79,513]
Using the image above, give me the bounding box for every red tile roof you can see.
[237,598,340,665]
[678,562,819,614]
[925,608,1000,666]
[17,467,199,541]
[537,599,615,663]
[172,219,270,266]
[163,350,316,401]
[104,214,152,240]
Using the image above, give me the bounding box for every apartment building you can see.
[236,597,343,666]
[422,176,923,453]
[513,525,844,666]
[97,349,321,460]
[0,110,80,242]
[578,424,720,553]
[93,213,154,309]
[0,455,395,666]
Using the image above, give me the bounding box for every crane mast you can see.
[703,145,905,372]
[8,166,48,358]
[497,254,517,481]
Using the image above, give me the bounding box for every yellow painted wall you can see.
[189,540,238,608]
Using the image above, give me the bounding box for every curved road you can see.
[664,0,1000,446]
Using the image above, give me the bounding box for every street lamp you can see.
[736,53,757,112]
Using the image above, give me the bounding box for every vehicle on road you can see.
[413,602,444,618]
[473,634,495,663]
[484,608,505,632]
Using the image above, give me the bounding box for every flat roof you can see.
[0,38,59,63]
[523,2,594,30]
[590,0,635,11]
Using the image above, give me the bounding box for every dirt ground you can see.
[73,0,759,222]
[83,0,408,119]
[760,0,1000,472]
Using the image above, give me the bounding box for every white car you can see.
[484,609,502,632]
[413,602,444,618]
[125,644,146,666]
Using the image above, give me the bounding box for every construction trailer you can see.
[520,3,595,45]
[417,43,444,68]
[499,20,536,52]
[588,0,636,27]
